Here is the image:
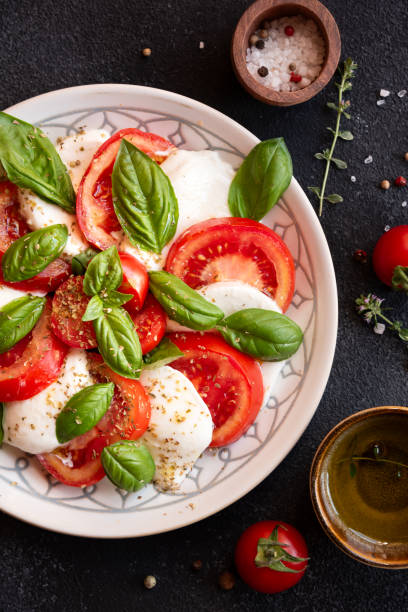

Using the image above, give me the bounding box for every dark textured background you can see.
[1,0,408,610]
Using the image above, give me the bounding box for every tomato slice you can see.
[128,292,166,354]
[51,275,97,349]
[76,128,176,250]
[0,299,68,401]
[0,333,32,367]
[169,332,264,447]
[89,354,151,441]
[118,251,148,312]
[166,218,295,312]
[37,430,107,487]
[0,181,70,293]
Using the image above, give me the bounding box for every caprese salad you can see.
[0,111,302,494]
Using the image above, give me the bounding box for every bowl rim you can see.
[231,0,341,106]
[310,405,408,569]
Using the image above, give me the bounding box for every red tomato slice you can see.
[37,430,107,487]
[51,275,97,349]
[0,333,32,367]
[76,128,176,250]
[129,292,166,354]
[169,332,264,447]
[166,218,295,312]
[0,181,70,294]
[118,251,148,312]
[0,299,68,401]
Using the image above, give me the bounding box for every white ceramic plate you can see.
[0,84,337,538]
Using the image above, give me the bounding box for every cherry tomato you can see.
[129,292,166,354]
[235,521,308,593]
[0,299,68,401]
[51,275,97,349]
[169,332,264,447]
[166,218,295,312]
[76,128,176,250]
[118,252,149,311]
[372,225,408,288]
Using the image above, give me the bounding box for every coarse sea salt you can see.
[246,15,325,92]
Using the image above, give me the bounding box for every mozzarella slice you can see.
[3,349,94,454]
[119,149,235,270]
[17,129,109,258]
[0,285,30,308]
[140,365,213,492]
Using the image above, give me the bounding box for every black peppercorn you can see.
[258,66,268,77]
[255,39,265,50]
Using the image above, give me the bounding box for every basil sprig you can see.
[82,246,142,379]
[143,337,184,369]
[0,403,4,446]
[0,295,46,353]
[149,270,224,330]
[0,112,75,212]
[112,139,178,253]
[56,382,114,444]
[71,247,99,275]
[216,309,303,361]
[1,225,68,282]
[101,440,155,492]
[228,138,292,221]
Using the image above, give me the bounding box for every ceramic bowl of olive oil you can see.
[310,406,408,568]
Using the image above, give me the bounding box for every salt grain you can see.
[376,99,385,106]
[402,201,407,207]
[350,176,356,182]
[246,15,325,92]
[379,89,390,97]
[374,322,386,335]
[397,90,407,98]
[384,225,391,232]
[199,41,205,49]
[364,155,373,164]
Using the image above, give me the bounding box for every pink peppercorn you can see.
[290,72,302,83]
[285,25,294,36]
[395,176,407,187]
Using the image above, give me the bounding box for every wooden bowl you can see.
[231,0,341,106]
[310,406,408,569]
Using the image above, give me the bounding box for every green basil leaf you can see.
[143,337,184,369]
[82,295,104,322]
[71,247,99,275]
[228,138,293,221]
[56,382,114,444]
[0,112,75,212]
[101,440,155,492]
[216,308,303,361]
[1,224,68,282]
[0,403,4,446]
[111,139,178,253]
[149,270,224,330]
[93,306,142,379]
[101,290,133,308]
[83,246,123,296]
[0,295,46,353]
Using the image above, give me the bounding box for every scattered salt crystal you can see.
[350,176,356,182]
[397,90,407,98]
[246,15,325,92]
[384,225,391,232]
[402,201,407,207]
[199,41,205,49]
[376,99,385,106]
[364,155,373,164]
[374,323,386,335]
[379,89,390,97]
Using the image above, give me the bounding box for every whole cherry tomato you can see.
[372,225,408,290]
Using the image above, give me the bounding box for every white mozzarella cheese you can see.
[3,349,94,455]
[0,285,29,308]
[140,365,213,492]
[56,129,109,192]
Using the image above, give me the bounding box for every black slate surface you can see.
[1,0,408,610]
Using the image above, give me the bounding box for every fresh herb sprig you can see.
[309,58,357,216]
[355,293,408,341]
[338,442,408,480]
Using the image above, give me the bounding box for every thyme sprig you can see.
[355,293,408,341]
[338,442,408,480]
[309,57,357,216]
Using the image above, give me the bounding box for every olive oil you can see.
[326,414,408,542]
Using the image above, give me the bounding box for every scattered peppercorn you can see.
[395,176,407,187]
[258,66,269,77]
[290,72,302,83]
[255,39,265,50]
[144,575,157,589]
[259,29,268,39]
[142,48,151,57]
[380,179,390,190]
[249,34,259,46]
[404,152,408,161]
[191,559,203,572]
[285,25,295,36]
[289,62,296,71]
[218,570,235,591]
[353,249,368,264]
